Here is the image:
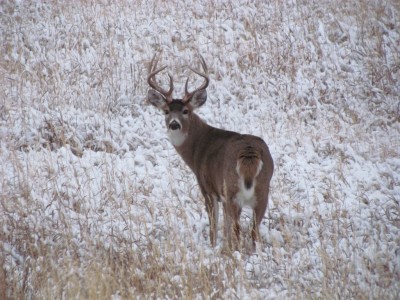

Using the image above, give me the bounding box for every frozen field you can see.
[1,0,399,298]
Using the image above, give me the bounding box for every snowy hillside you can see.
[1,0,399,298]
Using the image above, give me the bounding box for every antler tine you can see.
[184,55,209,102]
[147,54,174,101]
[199,54,208,73]
[148,54,163,76]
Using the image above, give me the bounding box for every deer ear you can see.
[147,89,166,108]
[190,89,207,109]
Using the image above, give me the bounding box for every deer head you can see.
[147,54,209,146]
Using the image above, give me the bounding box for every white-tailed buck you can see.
[147,54,274,251]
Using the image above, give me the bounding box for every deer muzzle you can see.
[169,120,181,130]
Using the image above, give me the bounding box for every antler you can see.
[183,55,209,103]
[147,54,174,102]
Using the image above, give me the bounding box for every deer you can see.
[146,54,274,251]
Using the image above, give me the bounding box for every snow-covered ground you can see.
[1,0,399,298]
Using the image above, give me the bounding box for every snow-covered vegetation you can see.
[1,0,399,298]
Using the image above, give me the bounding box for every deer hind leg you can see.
[251,194,268,250]
[204,195,219,247]
[223,202,242,251]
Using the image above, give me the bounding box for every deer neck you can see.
[173,113,210,171]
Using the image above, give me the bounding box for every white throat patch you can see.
[168,130,187,147]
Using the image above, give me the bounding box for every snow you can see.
[1,0,399,298]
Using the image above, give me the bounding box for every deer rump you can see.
[192,130,271,209]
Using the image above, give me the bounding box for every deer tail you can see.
[236,146,263,190]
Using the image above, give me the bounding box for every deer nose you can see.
[169,120,181,130]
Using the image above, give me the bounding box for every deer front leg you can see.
[204,195,219,247]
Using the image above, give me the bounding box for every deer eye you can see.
[164,109,170,115]
[182,108,189,115]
